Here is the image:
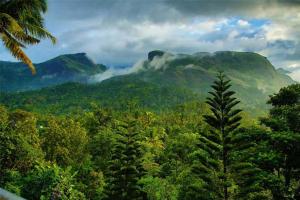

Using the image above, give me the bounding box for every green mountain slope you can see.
[0,78,199,114]
[0,50,295,115]
[125,50,295,107]
[0,53,107,92]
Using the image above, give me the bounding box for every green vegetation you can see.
[0,78,200,115]
[132,51,294,109]
[0,53,107,92]
[0,72,299,199]
[202,73,242,200]
[104,121,145,200]
[0,51,294,114]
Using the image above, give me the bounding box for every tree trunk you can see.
[222,125,228,200]
[284,156,291,190]
[223,147,228,200]
[284,166,291,189]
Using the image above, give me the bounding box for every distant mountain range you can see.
[111,50,295,107]
[0,50,296,114]
[0,53,107,92]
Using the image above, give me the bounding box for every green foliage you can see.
[259,83,300,199]
[0,79,199,115]
[21,162,85,200]
[0,107,44,175]
[85,107,116,172]
[0,53,107,92]
[230,127,271,200]
[1,51,295,117]
[264,84,300,134]
[40,117,89,168]
[0,0,55,74]
[268,84,300,106]
[1,170,23,195]
[104,121,146,200]
[0,82,299,200]
[140,176,178,200]
[76,166,105,200]
[202,73,242,200]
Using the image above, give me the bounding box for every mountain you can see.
[122,50,295,107]
[0,50,295,115]
[0,53,107,92]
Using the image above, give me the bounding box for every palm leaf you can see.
[1,33,36,74]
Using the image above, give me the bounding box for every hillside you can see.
[124,50,295,107]
[0,50,295,115]
[0,53,107,92]
[0,78,199,115]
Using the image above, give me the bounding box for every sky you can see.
[1,0,300,80]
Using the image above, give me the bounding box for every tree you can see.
[0,0,56,74]
[40,117,89,168]
[229,127,273,200]
[263,84,300,134]
[268,84,300,107]
[22,162,86,200]
[0,107,44,175]
[104,120,145,200]
[260,83,300,199]
[85,107,115,172]
[202,72,242,200]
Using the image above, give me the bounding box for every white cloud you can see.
[290,69,300,82]
[263,23,291,41]
[237,19,250,27]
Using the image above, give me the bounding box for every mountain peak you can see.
[49,52,94,66]
[60,52,88,59]
[148,50,166,61]
[144,50,274,73]
[0,53,107,92]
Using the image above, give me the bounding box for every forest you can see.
[1,73,300,200]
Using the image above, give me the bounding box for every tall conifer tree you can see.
[182,73,268,200]
[203,72,242,200]
[104,120,145,200]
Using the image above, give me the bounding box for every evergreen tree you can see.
[260,83,300,199]
[202,72,242,200]
[104,120,145,200]
[229,127,271,200]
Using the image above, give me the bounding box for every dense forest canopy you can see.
[1,74,299,199]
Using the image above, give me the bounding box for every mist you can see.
[88,50,300,83]
[87,52,174,83]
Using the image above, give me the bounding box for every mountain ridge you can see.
[122,50,295,106]
[0,53,107,92]
[0,50,295,115]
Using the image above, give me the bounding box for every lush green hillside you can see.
[0,78,199,115]
[0,50,295,115]
[124,50,295,107]
[0,53,107,92]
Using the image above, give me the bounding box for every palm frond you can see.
[1,33,36,74]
